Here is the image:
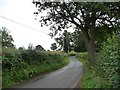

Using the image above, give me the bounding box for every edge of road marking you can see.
[72,73,82,88]
[72,61,83,88]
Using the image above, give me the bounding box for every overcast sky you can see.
[0,0,56,50]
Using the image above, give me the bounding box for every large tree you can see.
[33,1,120,62]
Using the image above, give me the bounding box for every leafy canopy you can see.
[33,1,120,37]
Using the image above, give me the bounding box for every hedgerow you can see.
[76,33,119,88]
[2,49,69,88]
[95,33,120,88]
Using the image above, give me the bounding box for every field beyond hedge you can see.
[2,49,69,88]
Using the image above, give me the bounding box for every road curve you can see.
[14,56,83,88]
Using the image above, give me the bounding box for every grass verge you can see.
[76,52,107,88]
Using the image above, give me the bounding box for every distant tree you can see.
[50,43,57,51]
[55,30,72,53]
[28,43,34,50]
[55,37,63,50]
[72,30,87,52]
[0,27,14,48]
[35,45,45,51]
[55,30,87,52]
[63,30,71,53]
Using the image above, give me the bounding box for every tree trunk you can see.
[87,36,95,63]
[82,28,96,64]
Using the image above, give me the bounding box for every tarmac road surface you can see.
[14,56,83,88]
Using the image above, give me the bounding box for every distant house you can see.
[35,45,45,51]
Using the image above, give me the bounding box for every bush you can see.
[96,34,120,88]
[68,51,76,56]
[2,49,69,88]
[2,48,25,70]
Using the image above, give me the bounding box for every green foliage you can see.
[72,31,87,52]
[76,52,95,88]
[20,50,46,63]
[95,27,118,51]
[33,2,119,62]
[76,52,88,60]
[96,34,120,88]
[33,2,119,32]
[76,52,107,88]
[76,34,119,88]
[0,27,14,48]
[55,30,87,53]
[55,30,72,52]
[28,43,34,50]
[68,51,76,56]
[2,48,69,88]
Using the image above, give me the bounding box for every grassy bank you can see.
[76,52,107,88]
[2,49,69,88]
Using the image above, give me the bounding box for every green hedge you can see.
[96,34,120,88]
[76,52,88,60]
[76,34,119,88]
[68,51,76,56]
[2,49,69,88]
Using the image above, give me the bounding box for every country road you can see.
[13,56,83,88]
